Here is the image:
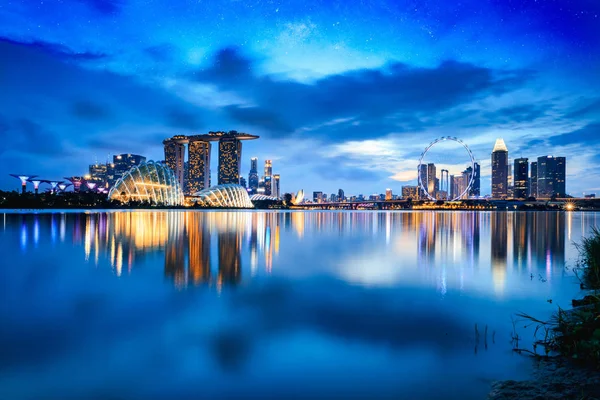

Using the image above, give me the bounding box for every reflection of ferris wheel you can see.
[417,136,476,201]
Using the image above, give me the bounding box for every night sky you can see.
[1,0,599,196]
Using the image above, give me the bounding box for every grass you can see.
[513,227,600,368]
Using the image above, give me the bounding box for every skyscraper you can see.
[248,157,259,194]
[313,191,323,203]
[491,138,508,198]
[514,158,529,199]
[427,163,436,198]
[530,161,538,198]
[263,159,273,195]
[338,189,345,201]
[187,139,211,194]
[555,157,566,198]
[469,162,481,197]
[264,160,272,178]
[218,137,242,185]
[537,156,567,198]
[273,174,280,198]
[163,137,186,190]
[385,188,392,200]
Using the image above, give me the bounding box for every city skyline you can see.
[1,1,599,195]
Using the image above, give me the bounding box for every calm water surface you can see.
[0,210,597,400]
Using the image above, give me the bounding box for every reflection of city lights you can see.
[33,217,39,247]
[20,222,27,251]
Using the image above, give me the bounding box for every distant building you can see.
[530,161,538,198]
[514,158,529,199]
[264,160,272,178]
[248,157,259,194]
[538,156,567,198]
[338,189,345,201]
[88,163,108,188]
[385,188,392,200]
[491,138,508,198]
[427,163,437,198]
[239,176,247,188]
[273,174,280,198]
[469,162,481,197]
[313,191,323,203]
[263,175,272,196]
[585,194,596,198]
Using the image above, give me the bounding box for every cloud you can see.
[548,123,600,146]
[484,104,547,124]
[191,47,534,141]
[0,37,107,61]
[313,157,386,182]
[0,117,65,156]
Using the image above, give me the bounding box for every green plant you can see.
[575,227,600,289]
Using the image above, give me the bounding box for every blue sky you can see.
[0,0,599,196]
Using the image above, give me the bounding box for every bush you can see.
[576,227,600,289]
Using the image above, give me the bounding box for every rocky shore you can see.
[488,357,600,399]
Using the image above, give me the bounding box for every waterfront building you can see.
[530,161,538,197]
[313,191,323,203]
[264,160,272,178]
[108,161,184,206]
[163,136,186,190]
[514,158,529,199]
[273,174,280,198]
[248,157,259,194]
[338,189,345,201]
[427,163,437,198]
[191,184,254,208]
[491,138,508,198]
[88,163,108,188]
[385,188,392,200]
[263,175,272,196]
[469,162,481,197]
[218,136,242,185]
[538,156,567,198]
[187,139,211,194]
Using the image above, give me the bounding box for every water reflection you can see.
[6,211,594,293]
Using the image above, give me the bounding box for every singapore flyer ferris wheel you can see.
[417,136,476,201]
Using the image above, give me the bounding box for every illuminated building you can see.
[250,194,278,201]
[163,136,186,190]
[291,189,304,204]
[313,191,323,203]
[273,174,280,198]
[9,174,36,194]
[263,175,272,196]
[530,161,538,197]
[385,188,392,200]
[264,159,272,178]
[507,163,514,198]
[402,185,418,199]
[191,184,254,208]
[187,139,211,194]
[491,138,508,198]
[514,158,529,199]
[427,163,437,197]
[248,157,259,194]
[89,163,108,188]
[537,156,567,198]
[239,176,247,188]
[469,162,481,197]
[57,183,71,191]
[338,189,345,201]
[218,136,241,184]
[108,161,184,206]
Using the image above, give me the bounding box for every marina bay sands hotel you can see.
[163,131,258,195]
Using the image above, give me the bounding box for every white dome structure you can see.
[108,161,184,206]
[291,189,304,205]
[192,184,254,208]
[250,194,278,201]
